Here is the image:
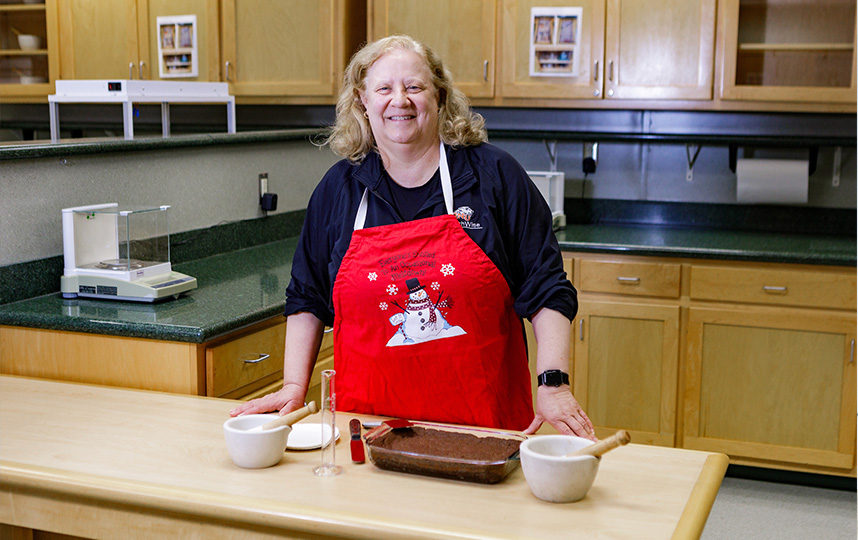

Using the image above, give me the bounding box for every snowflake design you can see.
[431,281,440,290]
[367,272,378,281]
[379,302,388,310]
[386,284,398,296]
[440,263,455,277]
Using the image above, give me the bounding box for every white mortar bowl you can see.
[223,414,291,469]
[520,435,600,503]
[17,34,41,50]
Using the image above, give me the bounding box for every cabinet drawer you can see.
[578,260,681,298]
[206,321,286,398]
[690,266,856,310]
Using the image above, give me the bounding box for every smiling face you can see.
[359,48,440,157]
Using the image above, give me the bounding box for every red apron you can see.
[331,143,533,431]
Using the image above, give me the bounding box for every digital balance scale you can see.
[60,203,197,302]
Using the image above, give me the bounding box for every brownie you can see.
[366,426,523,483]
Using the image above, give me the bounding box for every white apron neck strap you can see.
[438,141,454,215]
[354,141,453,231]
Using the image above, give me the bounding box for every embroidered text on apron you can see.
[331,143,533,430]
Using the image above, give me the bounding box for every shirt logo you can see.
[454,206,483,230]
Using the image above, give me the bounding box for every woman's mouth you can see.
[387,115,415,121]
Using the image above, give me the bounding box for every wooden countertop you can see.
[0,376,728,539]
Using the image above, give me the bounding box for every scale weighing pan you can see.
[60,203,196,303]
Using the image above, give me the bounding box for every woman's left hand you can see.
[523,385,597,440]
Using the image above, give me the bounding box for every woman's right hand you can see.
[229,382,307,417]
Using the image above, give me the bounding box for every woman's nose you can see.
[391,87,410,106]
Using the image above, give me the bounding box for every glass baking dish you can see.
[363,421,526,484]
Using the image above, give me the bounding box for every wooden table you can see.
[0,376,728,539]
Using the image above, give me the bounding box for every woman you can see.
[231,35,595,439]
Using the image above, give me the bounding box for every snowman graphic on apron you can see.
[386,277,466,346]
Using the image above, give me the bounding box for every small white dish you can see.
[286,423,340,451]
[17,34,41,51]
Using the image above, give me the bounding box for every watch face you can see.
[539,370,569,386]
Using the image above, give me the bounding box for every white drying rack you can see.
[49,80,236,142]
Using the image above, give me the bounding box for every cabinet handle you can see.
[608,60,614,82]
[579,319,584,341]
[240,353,270,364]
[483,60,489,81]
[323,326,334,334]
[617,276,640,284]
[762,286,788,294]
[225,61,232,82]
[594,60,599,82]
[850,339,855,364]
[139,61,146,79]
[129,62,135,79]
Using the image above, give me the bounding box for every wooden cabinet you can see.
[205,318,285,399]
[57,0,219,81]
[220,0,364,101]
[684,305,856,472]
[368,0,496,98]
[0,316,286,398]
[719,0,857,104]
[0,0,58,102]
[500,0,716,101]
[684,262,857,473]
[561,252,856,476]
[222,326,335,405]
[572,256,681,447]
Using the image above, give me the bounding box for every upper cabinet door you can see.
[57,0,218,81]
[221,0,354,98]
[368,0,497,98]
[720,0,857,104]
[58,0,143,79]
[500,0,606,100]
[605,0,716,100]
[144,0,220,82]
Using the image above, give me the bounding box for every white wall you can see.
[0,139,340,266]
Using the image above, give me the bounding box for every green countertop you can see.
[0,227,853,343]
[557,225,856,266]
[0,238,297,344]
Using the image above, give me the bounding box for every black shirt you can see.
[384,169,441,221]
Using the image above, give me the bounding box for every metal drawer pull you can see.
[241,353,269,364]
[762,286,788,293]
[617,276,640,284]
[850,339,855,364]
[483,60,489,81]
[225,61,232,82]
[323,326,334,334]
[579,319,584,341]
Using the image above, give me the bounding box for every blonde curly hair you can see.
[322,35,487,162]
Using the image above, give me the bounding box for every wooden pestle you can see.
[259,401,318,431]
[566,430,631,458]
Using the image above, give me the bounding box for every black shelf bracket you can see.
[728,144,818,175]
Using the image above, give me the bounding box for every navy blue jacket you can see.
[284,143,577,327]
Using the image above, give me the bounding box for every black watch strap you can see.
[537,369,570,387]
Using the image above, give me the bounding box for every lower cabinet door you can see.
[574,300,680,447]
[684,306,857,471]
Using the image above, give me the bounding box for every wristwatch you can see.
[537,369,570,387]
